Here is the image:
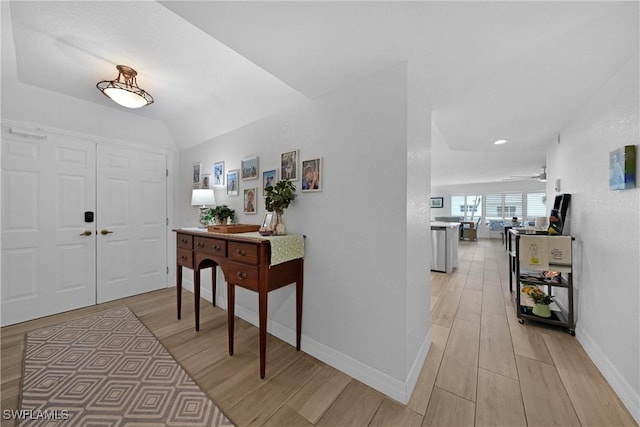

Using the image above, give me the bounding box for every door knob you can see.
[100,229,114,235]
[79,230,92,236]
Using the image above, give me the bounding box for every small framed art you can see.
[609,145,636,190]
[244,188,257,214]
[263,169,278,191]
[301,158,321,192]
[193,163,201,188]
[430,197,444,208]
[241,156,259,180]
[201,174,211,189]
[227,169,239,196]
[281,150,299,181]
[259,211,274,236]
[213,161,225,186]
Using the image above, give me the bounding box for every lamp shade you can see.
[191,189,215,207]
[96,65,154,109]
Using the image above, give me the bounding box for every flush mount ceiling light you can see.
[96,65,154,108]
[493,139,508,145]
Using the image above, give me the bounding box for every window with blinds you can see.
[450,191,543,225]
[526,192,547,220]
[484,193,523,221]
[450,194,483,218]
[504,193,523,220]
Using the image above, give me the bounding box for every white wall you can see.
[547,52,639,423]
[178,63,432,402]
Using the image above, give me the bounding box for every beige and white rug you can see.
[19,306,234,426]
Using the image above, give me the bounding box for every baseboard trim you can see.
[178,281,431,404]
[404,329,432,401]
[576,325,640,424]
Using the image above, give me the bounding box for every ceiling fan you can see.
[504,166,547,182]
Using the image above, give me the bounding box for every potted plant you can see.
[204,205,235,225]
[264,180,296,235]
[527,287,554,318]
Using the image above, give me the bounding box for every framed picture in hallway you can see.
[609,145,636,190]
[227,169,239,196]
[431,197,444,208]
[213,161,225,186]
[281,150,299,181]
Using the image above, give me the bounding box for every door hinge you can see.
[166,169,169,177]
[166,218,169,226]
[166,266,169,274]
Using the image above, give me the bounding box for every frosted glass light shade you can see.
[96,65,154,109]
[103,87,149,108]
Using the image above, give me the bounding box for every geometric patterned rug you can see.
[19,307,234,426]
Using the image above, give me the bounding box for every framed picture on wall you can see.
[281,150,299,181]
[431,197,444,208]
[301,158,321,192]
[609,145,636,190]
[227,169,239,196]
[193,163,201,188]
[263,169,278,192]
[241,156,259,180]
[213,161,225,186]
[244,188,257,214]
[201,174,211,189]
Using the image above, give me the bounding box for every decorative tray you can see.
[207,224,261,234]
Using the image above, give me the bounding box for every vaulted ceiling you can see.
[3,1,638,185]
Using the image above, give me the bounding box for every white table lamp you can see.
[191,189,216,227]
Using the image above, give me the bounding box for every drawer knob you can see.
[181,239,188,244]
[236,271,248,280]
[212,245,221,252]
[197,242,204,248]
[236,249,247,256]
[181,256,187,261]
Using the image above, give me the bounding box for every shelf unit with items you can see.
[508,229,575,335]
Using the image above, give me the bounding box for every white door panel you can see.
[96,145,166,303]
[1,128,96,325]
[2,127,168,325]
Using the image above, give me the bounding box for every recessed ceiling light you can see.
[493,139,508,145]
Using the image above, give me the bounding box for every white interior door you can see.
[1,127,97,325]
[96,144,167,303]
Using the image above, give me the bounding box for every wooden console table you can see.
[174,228,304,378]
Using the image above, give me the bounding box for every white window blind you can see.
[485,193,503,221]
[504,193,523,220]
[526,192,547,219]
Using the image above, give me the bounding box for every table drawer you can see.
[177,233,193,249]
[194,237,227,257]
[226,261,259,291]
[177,248,193,268]
[229,242,259,265]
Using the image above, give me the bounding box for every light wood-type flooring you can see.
[1,239,636,426]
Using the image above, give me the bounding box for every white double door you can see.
[1,127,167,326]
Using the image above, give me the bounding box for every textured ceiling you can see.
[4,1,638,185]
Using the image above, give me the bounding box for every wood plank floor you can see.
[1,239,636,426]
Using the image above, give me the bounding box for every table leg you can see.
[211,267,217,307]
[296,260,304,351]
[176,263,182,319]
[227,282,235,356]
[259,288,268,379]
[194,268,201,331]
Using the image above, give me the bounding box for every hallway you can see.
[412,238,636,426]
[1,239,636,426]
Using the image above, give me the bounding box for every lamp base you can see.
[198,206,209,228]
